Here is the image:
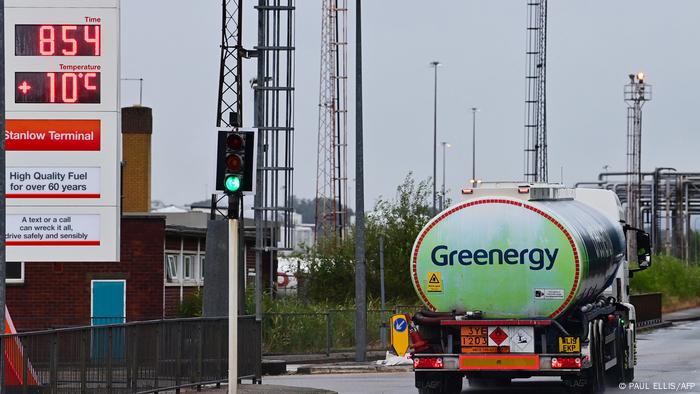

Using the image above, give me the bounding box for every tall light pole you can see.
[354,0,367,362]
[441,142,451,211]
[470,107,480,186]
[430,61,441,214]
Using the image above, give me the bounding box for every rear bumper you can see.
[413,353,583,376]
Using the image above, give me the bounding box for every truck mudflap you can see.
[413,353,582,374]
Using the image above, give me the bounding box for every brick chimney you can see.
[121,106,153,213]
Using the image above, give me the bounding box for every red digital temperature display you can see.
[15,72,101,104]
[15,25,101,56]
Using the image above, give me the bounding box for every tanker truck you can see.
[399,184,651,393]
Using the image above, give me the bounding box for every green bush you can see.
[630,255,700,308]
[299,173,433,304]
[178,289,203,317]
[250,294,418,354]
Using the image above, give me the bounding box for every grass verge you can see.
[630,255,700,312]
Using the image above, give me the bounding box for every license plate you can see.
[558,336,580,353]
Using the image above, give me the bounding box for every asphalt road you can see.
[265,320,700,394]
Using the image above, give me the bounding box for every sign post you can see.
[5,0,120,262]
[228,217,238,394]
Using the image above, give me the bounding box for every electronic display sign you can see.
[5,0,120,262]
[15,25,101,56]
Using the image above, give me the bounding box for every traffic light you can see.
[216,130,254,194]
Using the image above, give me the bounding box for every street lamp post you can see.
[470,107,480,186]
[430,61,441,214]
[441,142,451,211]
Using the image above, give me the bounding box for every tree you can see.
[301,173,434,304]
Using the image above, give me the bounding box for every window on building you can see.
[200,255,205,280]
[6,262,23,284]
[166,255,179,283]
[183,255,195,280]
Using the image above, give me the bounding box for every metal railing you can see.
[1,316,261,393]
[261,306,419,355]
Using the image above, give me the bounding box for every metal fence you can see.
[631,292,663,327]
[261,306,419,355]
[1,316,261,393]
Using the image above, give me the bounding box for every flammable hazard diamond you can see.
[488,326,508,346]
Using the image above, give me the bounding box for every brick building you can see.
[6,106,272,331]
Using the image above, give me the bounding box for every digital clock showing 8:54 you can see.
[15,25,100,56]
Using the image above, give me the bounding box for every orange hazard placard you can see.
[6,119,101,151]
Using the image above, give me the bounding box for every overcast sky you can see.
[121,1,700,212]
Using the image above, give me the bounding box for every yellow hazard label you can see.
[427,272,442,292]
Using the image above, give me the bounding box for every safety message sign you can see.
[5,0,120,261]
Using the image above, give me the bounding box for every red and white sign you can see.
[6,119,100,151]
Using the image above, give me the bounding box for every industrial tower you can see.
[624,73,651,229]
[315,0,348,240]
[253,0,296,308]
[523,0,548,183]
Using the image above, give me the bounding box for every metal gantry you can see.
[523,0,548,183]
[216,0,243,129]
[254,0,296,311]
[624,73,651,229]
[315,0,348,241]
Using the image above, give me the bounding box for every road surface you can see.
[264,320,700,393]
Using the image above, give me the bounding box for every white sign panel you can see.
[7,214,99,245]
[8,167,100,197]
[5,0,120,261]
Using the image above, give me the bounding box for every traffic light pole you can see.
[228,214,239,394]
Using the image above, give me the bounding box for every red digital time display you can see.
[16,72,101,104]
[15,25,101,56]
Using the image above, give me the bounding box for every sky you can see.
[120,1,700,212]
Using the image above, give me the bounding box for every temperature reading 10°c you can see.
[15,72,101,104]
[15,25,101,56]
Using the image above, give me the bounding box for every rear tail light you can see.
[551,357,582,369]
[413,357,444,369]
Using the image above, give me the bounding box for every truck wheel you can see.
[416,373,463,394]
[595,320,606,392]
[468,378,510,388]
[573,320,604,394]
[623,325,635,383]
[605,325,625,387]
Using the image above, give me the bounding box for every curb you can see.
[637,321,672,332]
[295,364,413,375]
[264,351,386,365]
[664,315,700,323]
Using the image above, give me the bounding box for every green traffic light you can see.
[225,175,241,192]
